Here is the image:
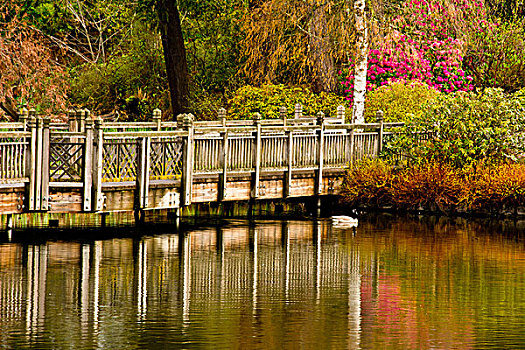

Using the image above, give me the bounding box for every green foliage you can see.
[227,84,346,119]
[465,19,525,92]
[364,81,440,123]
[516,87,525,107]
[181,0,245,94]
[69,21,169,119]
[385,88,525,168]
[188,90,227,121]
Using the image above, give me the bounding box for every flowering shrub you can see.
[339,0,489,104]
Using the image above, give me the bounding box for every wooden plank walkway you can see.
[1,106,401,222]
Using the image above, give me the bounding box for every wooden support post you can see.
[68,109,77,132]
[284,130,293,198]
[135,136,151,210]
[176,113,185,129]
[83,118,94,212]
[251,113,262,199]
[41,117,50,211]
[219,130,229,201]
[19,107,29,131]
[79,109,86,132]
[376,110,384,156]
[92,118,104,211]
[316,112,325,196]
[294,103,302,118]
[337,105,345,124]
[181,114,194,206]
[347,128,355,166]
[35,114,43,211]
[153,108,162,131]
[218,108,227,127]
[280,106,287,126]
[27,113,37,211]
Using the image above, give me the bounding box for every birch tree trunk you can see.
[352,0,368,124]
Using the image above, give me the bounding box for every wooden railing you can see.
[1,106,402,212]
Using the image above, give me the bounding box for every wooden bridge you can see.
[0,105,398,226]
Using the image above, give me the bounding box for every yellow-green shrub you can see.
[227,84,347,119]
[341,158,393,207]
[463,163,525,211]
[364,81,440,123]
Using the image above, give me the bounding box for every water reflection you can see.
[0,217,524,349]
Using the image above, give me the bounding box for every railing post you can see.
[27,113,37,211]
[251,113,262,199]
[19,107,29,131]
[337,105,345,124]
[35,113,43,211]
[92,118,104,211]
[79,109,87,132]
[153,108,162,131]
[181,114,194,206]
[83,118,94,211]
[135,136,151,211]
[376,110,384,156]
[316,112,325,196]
[284,129,293,198]
[218,108,227,127]
[280,106,287,126]
[41,117,50,211]
[219,129,229,201]
[68,109,77,132]
[294,103,302,119]
[176,113,185,129]
[347,127,355,166]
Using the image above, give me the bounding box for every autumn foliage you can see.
[342,159,525,215]
[0,4,68,118]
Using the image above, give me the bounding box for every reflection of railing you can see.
[0,220,362,348]
[1,106,401,214]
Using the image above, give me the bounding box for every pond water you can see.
[1,215,525,349]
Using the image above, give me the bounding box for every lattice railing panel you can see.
[49,137,84,182]
[102,139,137,182]
[150,137,183,179]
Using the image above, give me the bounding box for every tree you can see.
[155,0,189,116]
[351,0,368,123]
[240,0,355,93]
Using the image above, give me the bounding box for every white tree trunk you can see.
[352,0,368,124]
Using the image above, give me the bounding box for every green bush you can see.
[364,81,440,123]
[69,22,169,120]
[385,88,525,168]
[227,84,347,120]
[465,19,525,92]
